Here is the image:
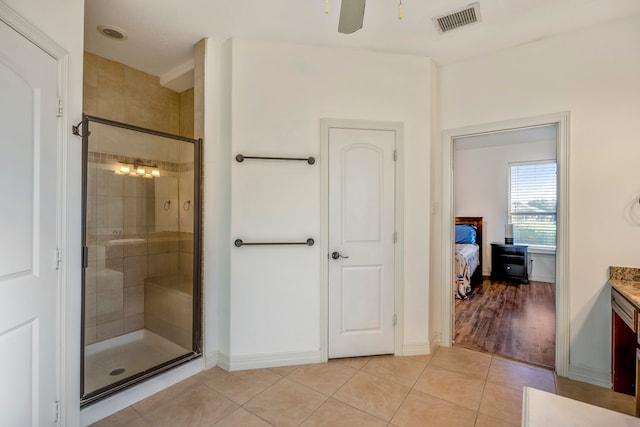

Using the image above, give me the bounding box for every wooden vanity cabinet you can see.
[611,288,637,396]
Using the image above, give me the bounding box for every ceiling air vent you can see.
[433,2,482,34]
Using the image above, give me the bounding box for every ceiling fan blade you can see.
[338,0,366,34]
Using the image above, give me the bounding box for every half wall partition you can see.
[79,115,202,405]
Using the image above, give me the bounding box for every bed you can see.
[454,217,483,299]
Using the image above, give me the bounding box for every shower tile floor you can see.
[84,329,190,395]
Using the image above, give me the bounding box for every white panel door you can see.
[328,127,395,358]
[0,20,60,427]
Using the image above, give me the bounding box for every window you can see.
[509,161,557,250]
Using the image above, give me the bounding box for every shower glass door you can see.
[80,115,201,405]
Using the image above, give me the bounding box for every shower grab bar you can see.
[235,154,316,165]
[234,238,315,247]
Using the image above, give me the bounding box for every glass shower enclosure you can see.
[80,115,201,405]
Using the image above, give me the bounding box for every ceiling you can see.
[84,0,640,91]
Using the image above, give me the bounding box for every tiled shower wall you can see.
[83,53,194,345]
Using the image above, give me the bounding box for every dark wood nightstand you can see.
[491,243,529,283]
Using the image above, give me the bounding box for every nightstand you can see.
[491,243,529,283]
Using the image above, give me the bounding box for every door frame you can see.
[320,119,405,360]
[0,1,70,424]
[440,112,570,376]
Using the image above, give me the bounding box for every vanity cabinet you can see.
[611,288,637,396]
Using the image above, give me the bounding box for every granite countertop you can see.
[609,266,640,307]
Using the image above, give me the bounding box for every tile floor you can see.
[91,346,635,426]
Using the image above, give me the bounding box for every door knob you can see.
[331,251,349,260]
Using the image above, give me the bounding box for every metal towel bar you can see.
[234,238,315,247]
[235,154,315,165]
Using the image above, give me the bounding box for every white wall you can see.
[2,0,85,424]
[210,39,434,366]
[455,137,557,282]
[437,14,640,385]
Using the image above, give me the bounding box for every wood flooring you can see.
[454,278,556,368]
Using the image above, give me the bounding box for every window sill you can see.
[526,247,556,255]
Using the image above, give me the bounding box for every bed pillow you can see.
[455,224,477,245]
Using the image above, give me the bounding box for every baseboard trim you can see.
[567,363,611,389]
[429,333,441,353]
[205,350,219,370]
[217,350,323,371]
[402,342,430,356]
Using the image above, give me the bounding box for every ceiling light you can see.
[97,25,128,41]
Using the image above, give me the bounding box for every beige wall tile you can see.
[84,326,97,346]
[124,285,145,317]
[124,314,144,333]
[96,288,124,324]
[96,318,124,341]
[83,83,98,115]
[83,52,99,88]
[124,255,148,287]
[179,88,194,139]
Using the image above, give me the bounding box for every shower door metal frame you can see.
[78,114,203,406]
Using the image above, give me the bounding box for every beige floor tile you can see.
[213,408,273,427]
[478,382,522,426]
[269,365,299,377]
[487,358,555,393]
[413,365,485,411]
[333,371,410,421]
[431,346,492,380]
[90,406,150,427]
[330,356,371,370]
[555,375,636,416]
[131,375,201,414]
[391,390,476,427]
[287,362,357,395]
[301,398,387,427]
[474,413,519,427]
[243,377,327,427]
[202,366,283,404]
[133,381,238,427]
[362,354,430,387]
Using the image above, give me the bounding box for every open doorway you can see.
[439,112,570,376]
[452,125,557,368]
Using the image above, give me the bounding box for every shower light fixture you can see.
[114,165,131,175]
[115,161,160,178]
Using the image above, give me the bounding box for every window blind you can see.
[509,161,557,249]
